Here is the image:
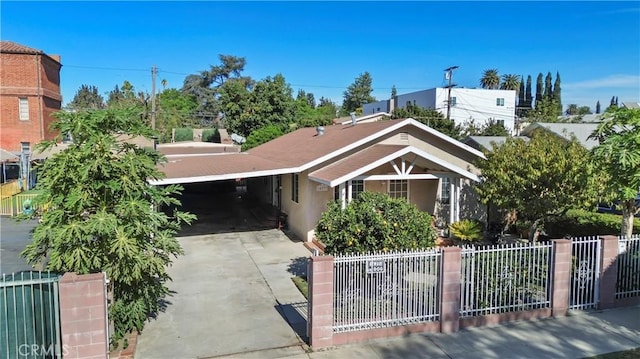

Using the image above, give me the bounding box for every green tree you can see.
[596,100,601,114]
[589,107,640,237]
[315,192,437,254]
[475,130,605,240]
[306,92,316,108]
[391,85,397,98]
[543,72,553,100]
[531,97,560,122]
[525,75,533,109]
[68,85,105,110]
[500,74,520,92]
[156,89,199,142]
[566,104,579,116]
[480,69,500,89]
[342,72,375,114]
[392,102,461,139]
[479,119,509,136]
[518,76,525,106]
[577,106,592,115]
[553,71,562,113]
[21,107,195,343]
[242,124,284,151]
[535,73,544,107]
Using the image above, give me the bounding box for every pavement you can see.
[0,216,38,275]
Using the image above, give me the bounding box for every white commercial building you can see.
[363,88,517,133]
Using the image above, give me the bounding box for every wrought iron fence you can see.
[460,242,552,317]
[1,271,62,359]
[333,249,441,333]
[570,236,601,310]
[616,235,640,299]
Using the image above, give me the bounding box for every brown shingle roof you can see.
[0,41,43,54]
[247,120,402,168]
[309,144,406,184]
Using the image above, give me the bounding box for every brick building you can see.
[1,41,62,151]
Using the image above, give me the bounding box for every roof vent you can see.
[350,112,357,125]
[316,126,325,136]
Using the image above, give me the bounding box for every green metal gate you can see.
[1,271,62,359]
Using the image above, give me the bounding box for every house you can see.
[363,88,517,133]
[520,122,600,149]
[463,136,529,152]
[152,118,486,241]
[0,41,62,152]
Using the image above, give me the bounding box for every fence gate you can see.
[570,237,601,310]
[1,271,62,359]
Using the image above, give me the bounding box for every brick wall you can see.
[59,272,108,359]
[0,51,61,151]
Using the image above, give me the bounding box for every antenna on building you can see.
[444,66,458,121]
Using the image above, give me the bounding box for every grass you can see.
[291,275,308,299]
[584,348,640,359]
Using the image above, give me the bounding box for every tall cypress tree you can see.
[596,101,601,114]
[525,75,532,108]
[535,73,543,108]
[391,85,397,98]
[615,96,619,106]
[611,96,616,107]
[544,72,553,100]
[553,72,562,115]
[518,76,525,106]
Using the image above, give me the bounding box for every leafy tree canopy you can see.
[22,107,195,343]
[589,107,640,237]
[316,192,437,254]
[68,84,105,110]
[480,69,500,89]
[392,102,462,139]
[342,72,375,114]
[475,129,607,239]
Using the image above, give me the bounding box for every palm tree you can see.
[161,79,167,90]
[500,74,521,94]
[480,69,500,89]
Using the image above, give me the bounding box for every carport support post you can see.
[309,255,334,349]
[551,239,572,317]
[598,235,619,309]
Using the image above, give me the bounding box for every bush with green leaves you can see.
[449,219,484,242]
[544,209,640,238]
[201,128,220,143]
[242,124,284,151]
[173,127,193,142]
[22,107,195,345]
[315,192,437,254]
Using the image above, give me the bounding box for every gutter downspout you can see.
[36,53,44,141]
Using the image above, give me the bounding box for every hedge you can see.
[544,209,640,238]
[201,128,220,143]
[174,128,193,142]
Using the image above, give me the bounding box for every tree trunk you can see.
[621,199,636,238]
[529,218,542,242]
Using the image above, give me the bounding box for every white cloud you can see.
[564,75,640,90]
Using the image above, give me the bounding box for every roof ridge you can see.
[0,40,43,54]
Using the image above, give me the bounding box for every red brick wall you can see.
[59,272,108,359]
[0,51,61,150]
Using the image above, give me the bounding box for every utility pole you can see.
[151,65,157,130]
[444,66,458,121]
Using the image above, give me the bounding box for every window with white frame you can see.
[450,96,457,107]
[496,119,505,127]
[388,180,408,200]
[440,177,451,204]
[496,98,505,106]
[19,98,29,121]
[291,173,299,203]
[350,180,364,200]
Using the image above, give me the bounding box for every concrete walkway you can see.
[135,229,311,359]
[300,306,640,359]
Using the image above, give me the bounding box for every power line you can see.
[64,64,149,72]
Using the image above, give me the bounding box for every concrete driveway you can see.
[135,228,311,358]
[0,216,38,275]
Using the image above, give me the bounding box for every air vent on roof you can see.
[350,112,357,125]
[400,132,409,142]
[316,126,325,136]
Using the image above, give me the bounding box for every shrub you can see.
[242,125,284,151]
[315,192,437,254]
[201,128,220,143]
[173,128,193,142]
[449,219,484,242]
[544,209,640,238]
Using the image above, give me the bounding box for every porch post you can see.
[339,183,346,209]
[449,177,455,225]
[455,178,461,222]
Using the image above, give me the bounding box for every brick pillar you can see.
[551,239,572,317]
[440,247,461,333]
[308,255,334,349]
[599,235,619,309]
[59,272,108,359]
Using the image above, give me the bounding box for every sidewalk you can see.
[301,306,640,359]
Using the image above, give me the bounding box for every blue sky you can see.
[2,1,639,111]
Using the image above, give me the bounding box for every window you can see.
[496,119,505,127]
[440,177,451,204]
[291,173,299,203]
[350,180,364,200]
[450,97,457,107]
[388,180,408,200]
[19,98,29,121]
[496,98,505,106]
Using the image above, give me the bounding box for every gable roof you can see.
[0,41,43,54]
[153,118,485,185]
[521,122,599,149]
[463,136,529,151]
